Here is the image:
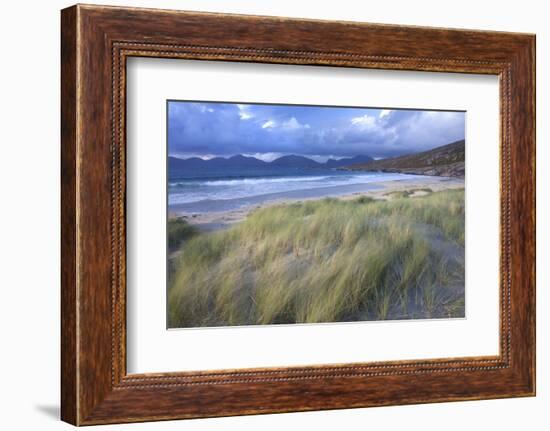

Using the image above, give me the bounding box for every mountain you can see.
[168,153,376,173]
[168,154,267,171]
[345,140,465,178]
[224,155,269,168]
[270,155,322,168]
[325,155,374,168]
[169,156,206,170]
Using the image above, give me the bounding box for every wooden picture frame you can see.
[61,4,535,425]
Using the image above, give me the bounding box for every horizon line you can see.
[168,138,465,162]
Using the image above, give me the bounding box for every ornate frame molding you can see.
[61,5,535,425]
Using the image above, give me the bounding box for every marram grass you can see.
[168,188,465,328]
[168,217,198,251]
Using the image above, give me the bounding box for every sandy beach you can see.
[169,176,464,233]
[166,102,467,327]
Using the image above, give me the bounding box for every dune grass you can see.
[168,217,198,251]
[168,188,465,328]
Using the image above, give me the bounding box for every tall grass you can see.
[168,189,465,328]
[168,218,198,251]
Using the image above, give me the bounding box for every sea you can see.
[168,167,424,214]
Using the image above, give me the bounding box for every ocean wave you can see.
[202,175,333,186]
[167,172,417,205]
[169,175,335,187]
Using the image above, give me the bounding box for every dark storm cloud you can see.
[168,101,465,160]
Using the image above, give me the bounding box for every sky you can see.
[168,101,465,161]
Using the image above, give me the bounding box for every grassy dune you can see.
[168,189,465,328]
[168,217,198,251]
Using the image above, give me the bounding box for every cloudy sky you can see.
[168,101,465,161]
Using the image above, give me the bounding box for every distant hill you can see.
[168,154,268,171]
[169,156,206,170]
[223,155,269,168]
[325,155,374,168]
[168,153,375,173]
[345,140,465,178]
[270,155,322,168]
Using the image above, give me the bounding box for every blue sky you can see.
[168,101,465,161]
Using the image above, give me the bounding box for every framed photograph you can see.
[61,4,535,425]
[165,100,467,329]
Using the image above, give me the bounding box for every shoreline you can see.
[170,176,464,233]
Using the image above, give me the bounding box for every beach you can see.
[167,182,466,327]
[166,101,467,328]
[169,175,464,233]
